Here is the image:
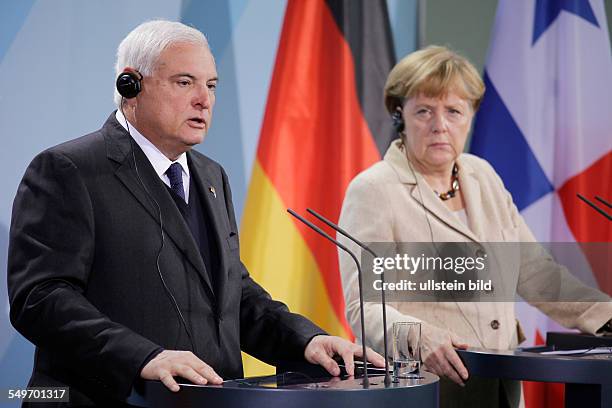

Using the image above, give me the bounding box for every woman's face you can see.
[401,91,473,172]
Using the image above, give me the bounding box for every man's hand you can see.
[304,335,385,376]
[421,325,469,386]
[141,350,223,392]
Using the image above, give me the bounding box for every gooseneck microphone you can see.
[305,208,391,387]
[595,196,611,208]
[577,193,612,221]
[287,209,370,388]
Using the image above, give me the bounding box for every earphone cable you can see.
[120,98,197,354]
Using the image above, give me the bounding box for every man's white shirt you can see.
[116,110,190,202]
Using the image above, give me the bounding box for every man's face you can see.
[129,42,217,160]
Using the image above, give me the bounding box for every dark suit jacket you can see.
[7,113,324,405]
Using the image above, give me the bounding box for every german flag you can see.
[241,0,396,375]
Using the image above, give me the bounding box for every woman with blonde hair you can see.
[338,45,612,407]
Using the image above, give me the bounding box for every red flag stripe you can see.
[256,0,380,327]
[558,151,612,294]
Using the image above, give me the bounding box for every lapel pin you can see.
[209,186,216,198]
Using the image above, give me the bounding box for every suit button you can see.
[490,320,500,330]
[475,248,486,258]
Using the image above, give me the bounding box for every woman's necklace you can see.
[434,164,459,201]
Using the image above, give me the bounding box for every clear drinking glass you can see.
[392,321,421,380]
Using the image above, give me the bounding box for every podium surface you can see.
[457,332,612,408]
[127,371,439,408]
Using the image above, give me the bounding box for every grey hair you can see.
[113,20,209,107]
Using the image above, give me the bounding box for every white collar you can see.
[115,110,190,200]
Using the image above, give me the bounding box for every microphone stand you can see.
[287,209,369,388]
[595,196,611,208]
[577,193,612,221]
[306,208,392,387]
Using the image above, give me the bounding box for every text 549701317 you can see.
[4,387,69,402]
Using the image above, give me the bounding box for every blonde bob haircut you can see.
[384,45,485,114]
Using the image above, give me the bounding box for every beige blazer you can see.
[338,139,611,354]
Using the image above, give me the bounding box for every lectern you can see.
[457,332,612,408]
[126,365,439,408]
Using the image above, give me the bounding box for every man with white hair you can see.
[8,20,383,406]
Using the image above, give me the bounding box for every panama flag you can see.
[240,0,395,376]
[470,0,612,406]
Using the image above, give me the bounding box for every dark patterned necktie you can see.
[166,162,185,201]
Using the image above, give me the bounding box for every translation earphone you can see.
[116,70,143,99]
[391,108,405,133]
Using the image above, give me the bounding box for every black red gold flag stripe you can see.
[241,0,396,375]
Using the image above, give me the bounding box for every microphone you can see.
[306,208,391,386]
[287,209,370,388]
[595,196,611,208]
[577,193,612,221]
